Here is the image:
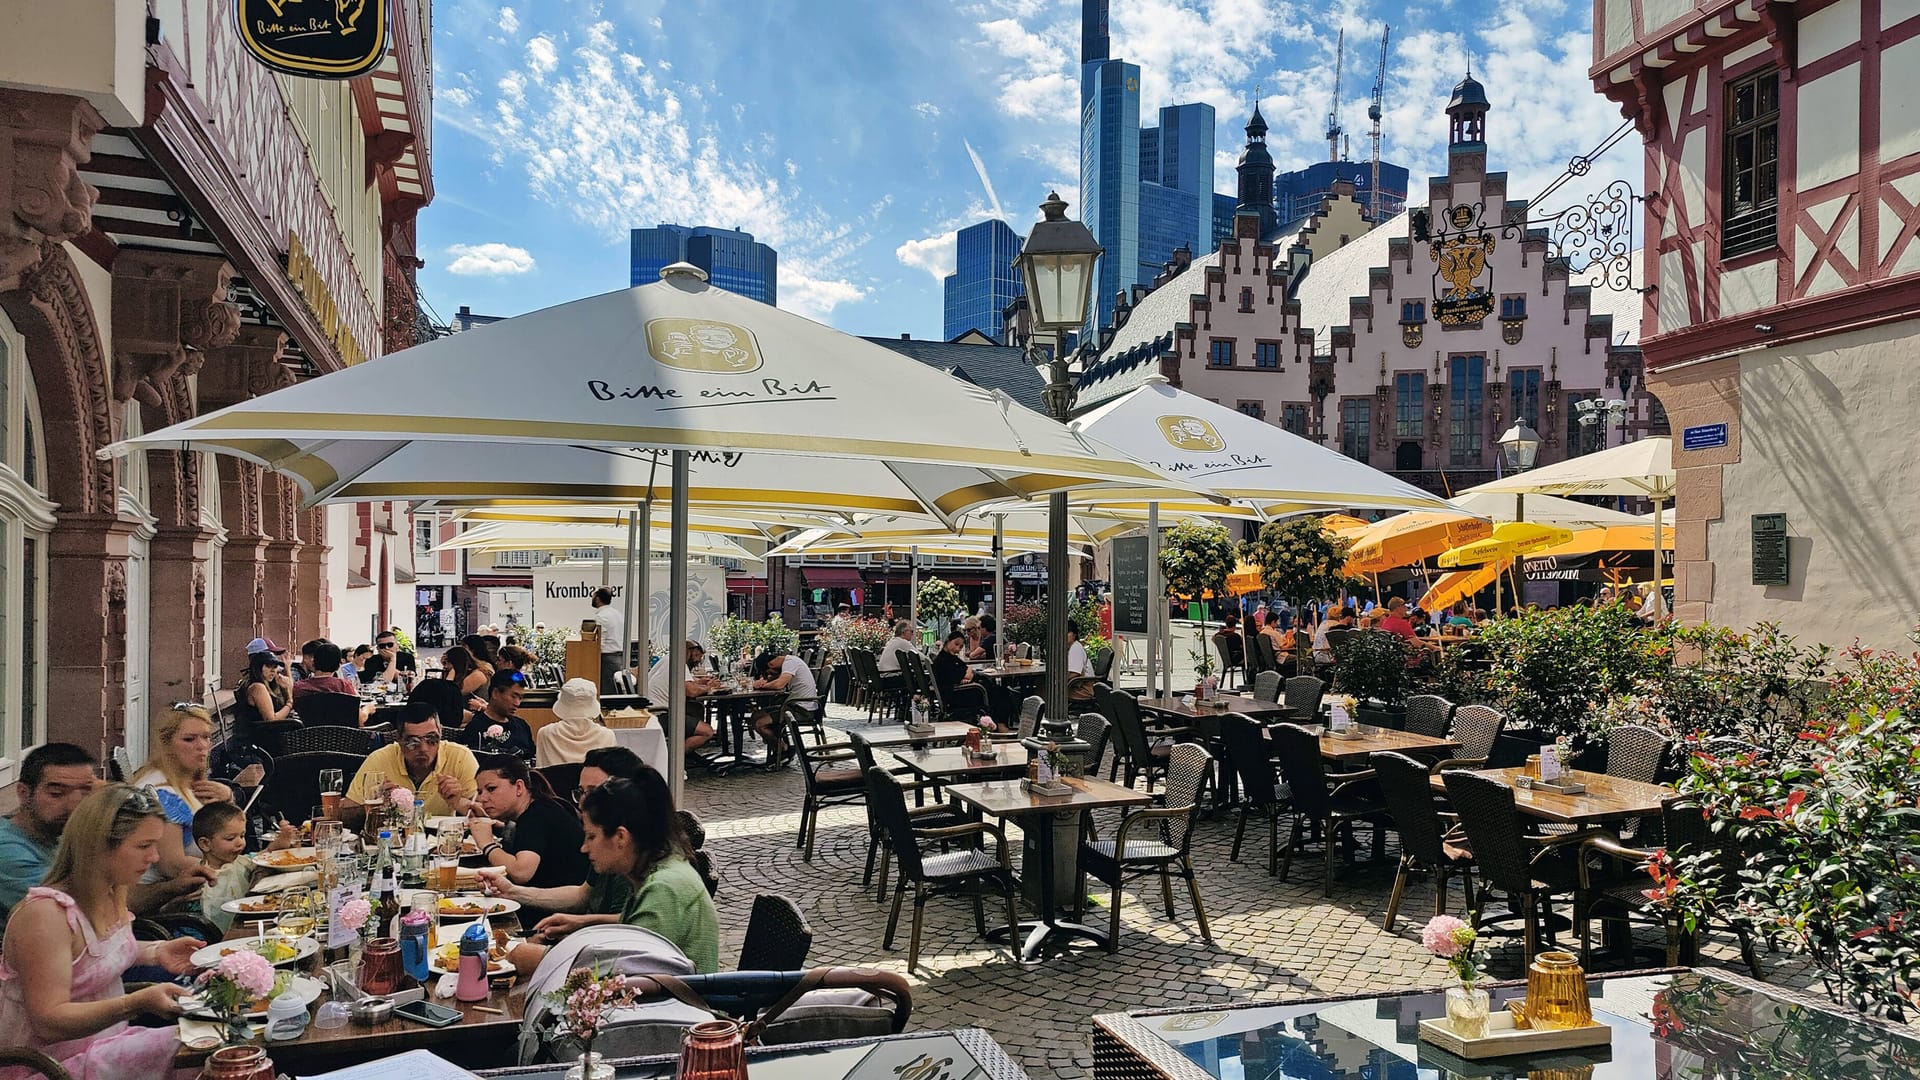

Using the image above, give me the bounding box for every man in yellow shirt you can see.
[344,709,479,824]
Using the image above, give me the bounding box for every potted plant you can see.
[1188,627,1219,699]
[1333,629,1412,727]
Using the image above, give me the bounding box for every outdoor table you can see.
[1304,725,1460,764]
[1138,695,1297,738]
[609,722,669,777]
[941,775,1151,960]
[890,743,1032,783]
[476,1027,1028,1079]
[1090,968,1894,1080]
[1428,766,1675,824]
[973,663,1047,682]
[650,687,786,767]
[847,721,977,749]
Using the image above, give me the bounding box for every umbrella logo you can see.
[1156,415,1225,453]
[646,319,763,374]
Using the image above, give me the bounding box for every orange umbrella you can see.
[1346,513,1492,575]
[1525,524,1674,559]
[1421,560,1508,611]
[1322,513,1373,537]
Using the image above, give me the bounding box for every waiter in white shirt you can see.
[590,587,625,692]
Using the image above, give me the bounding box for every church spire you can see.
[1447,70,1490,149]
[1236,98,1276,236]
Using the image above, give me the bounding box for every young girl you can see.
[193,803,295,932]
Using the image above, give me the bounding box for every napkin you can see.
[178,1016,256,1047]
[255,871,319,893]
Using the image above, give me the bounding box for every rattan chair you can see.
[1107,690,1183,793]
[537,762,585,802]
[1373,751,1476,930]
[292,691,364,729]
[1075,712,1112,777]
[1432,704,1507,771]
[1213,634,1244,692]
[282,722,373,756]
[1605,723,1670,783]
[1403,694,1456,739]
[1077,743,1215,952]
[258,750,363,824]
[1273,723,1388,896]
[1251,670,1283,704]
[1576,799,1760,975]
[849,737,969,901]
[1283,675,1328,719]
[867,767,1021,970]
[1221,714,1289,875]
[787,709,866,861]
[738,893,813,971]
[1443,769,1587,964]
[0,1048,71,1080]
[1016,695,1045,740]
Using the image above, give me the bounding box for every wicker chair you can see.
[1605,723,1670,783]
[1074,713,1112,777]
[0,1049,70,1080]
[283,723,374,756]
[537,762,585,802]
[867,767,1021,970]
[292,691,364,730]
[1077,743,1215,952]
[1283,675,1328,719]
[1213,633,1244,692]
[1221,714,1289,875]
[1251,671,1283,704]
[1016,695,1045,740]
[1373,751,1476,930]
[1107,690,1182,793]
[1403,694,1456,739]
[787,710,866,861]
[1576,799,1761,975]
[1443,769,1587,963]
[1245,631,1273,680]
[849,737,970,901]
[1432,704,1507,771]
[1272,723,1389,896]
[258,750,363,824]
[738,893,813,971]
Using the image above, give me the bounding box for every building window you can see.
[495,550,546,569]
[1499,295,1527,320]
[1236,400,1265,420]
[1254,341,1280,369]
[1723,68,1779,259]
[1340,399,1372,461]
[1449,355,1485,466]
[1400,300,1426,323]
[1238,287,1255,312]
[1394,372,1426,438]
[1508,369,1542,429]
[0,311,51,779]
[1649,398,1670,435]
[1209,339,1235,367]
[1281,403,1310,437]
[414,517,436,557]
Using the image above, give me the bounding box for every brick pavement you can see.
[680,701,1810,1080]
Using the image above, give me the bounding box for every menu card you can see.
[1327,701,1351,731]
[1540,745,1562,781]
[326,883,364,949]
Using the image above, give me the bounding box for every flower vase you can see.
[1445,984,1490,1039]
[563,1051,615,1080]
[221,1012,253,1047]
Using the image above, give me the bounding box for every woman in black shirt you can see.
[930,632,988,719]
[468,757,588,927]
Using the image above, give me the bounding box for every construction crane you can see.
[1368,26,1390,221]
[1326,28,1344,163]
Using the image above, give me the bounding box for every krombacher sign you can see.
[237,0,389,79]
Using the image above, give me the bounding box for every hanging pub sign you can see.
[237,0,390,79]
[1426,203,1496,326]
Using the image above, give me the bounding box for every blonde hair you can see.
[43,784,167,908]
[134,703,213,813]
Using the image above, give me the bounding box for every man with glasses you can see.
[342,708,479,824]
[359,630,418,684]
[457,670,536,759]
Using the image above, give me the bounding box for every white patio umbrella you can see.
[434,521,763,563]
[106,265,1191,803]
[1445,490,1646,529]
[1460,437,1676,615]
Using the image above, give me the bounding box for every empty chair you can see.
[1213,633,1244,691]
[1074,713,1112,778]
[1576,799,1759,975]
[1605,723,1670,783]
[292,691,363,729]
[1435,704,1507,770]
[738,893,813,971]
[1443,769,1583,964]
[1403,694,1456,739]
[1283,675,1328,719]
[1091,647,1115,681]
[1251,671,1283,704]
[1077,743,1215,952]
[283,723,373,756]
[1272,723,1389,896]
[1221,714,1288,875]
[1016,695,1045,740]
[1106,690,1179,793]
[1373,751,1476,931]
[850,738,969,901]
[786,708,866,861]
[1244,631,1272,680]
[866,767,1021,971]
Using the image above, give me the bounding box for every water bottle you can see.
[455,920,490,1002]
[399,909,431,984]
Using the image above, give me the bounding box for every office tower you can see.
[942,219,1024,341]
[1273,160,1411,224]
[1081,58,1141,332]
[629,224,778,305]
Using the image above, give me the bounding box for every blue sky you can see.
[419,0,1624,337]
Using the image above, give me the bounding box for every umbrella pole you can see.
[623,509,639,679]
[1651,496,1667,618]
[668,451,689,809]
[635,501,651,658]
[909,546,920,631]
[1146,504,1161,698]
[600,546,611,588]
[993,516,1005,659]
[1046,489,1069,723]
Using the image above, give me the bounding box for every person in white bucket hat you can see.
[536,678,618,765]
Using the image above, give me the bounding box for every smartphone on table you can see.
[393,999,464,1028]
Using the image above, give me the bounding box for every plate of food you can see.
[190,935,317,969]
[436,895,520,918]
[221,894,290,917]
[429,932,517,976]
[182,973,324,1020]
[254,847,318,870]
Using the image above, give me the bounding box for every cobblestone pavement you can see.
[680,699,1811,1080]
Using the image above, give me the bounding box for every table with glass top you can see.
[476,1027,1027,1079]
[1090,967,1920,1079]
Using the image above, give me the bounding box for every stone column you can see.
[261,475,302,650]
[200,326,290,656]
[45,515,140,755]
[296,507,330,645]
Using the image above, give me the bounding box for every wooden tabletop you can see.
[942,774,1151,819]
[847,721,978,748]
[974,664,1047,679]
[1138,695,1296,722]
[1309,726,1460,762]
[1430,767,1675,824]
[891,743,1032,780]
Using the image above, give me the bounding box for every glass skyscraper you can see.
[1273,160,1411,224]
[943,219,1023,341]
[629,224,778,305]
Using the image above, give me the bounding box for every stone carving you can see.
[106,559,128,606]
[0,91,105,291]
[13,245,117,513]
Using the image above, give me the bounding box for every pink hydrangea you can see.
[1422,914,1470,957]
[215,948,278,998]
[389,786,415,810]
[337,897,372,933]
[977,717,997,732]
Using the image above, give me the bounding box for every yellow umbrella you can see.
[1347,513,1492,575]
[1522,524,1674,561]
[1421,561,1509,610]
[1438,523,1577,568]
[1226,559,1265,596]
[1322,513,1373,537]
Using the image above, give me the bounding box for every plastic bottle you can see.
[455,920,490,1002]
[399,908,431,983]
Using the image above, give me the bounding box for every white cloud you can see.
[526,36,558,77]
[782,274,869,321]
[498,6,518,34]
[445,242,537,276]
[442,86,473,108]
[895,231,957,281]
[913,102,941,120]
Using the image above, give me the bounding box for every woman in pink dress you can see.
[0,783,201,1079]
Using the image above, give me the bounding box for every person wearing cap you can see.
[590,587,626,693]
[235,644,293,731]
[457,670,537,760]
[645,641,717,753]
[536,678,618,765]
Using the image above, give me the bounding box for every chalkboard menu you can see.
[1112,535,1149,635]
[1752,513,1789,586]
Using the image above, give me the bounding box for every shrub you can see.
[915,577,962,626]
[1333,630,1413,706]
[1001,602,1049,649]
[1239,517,1362,607]
[1476,603,1667,737]
[1160,522,1236,603]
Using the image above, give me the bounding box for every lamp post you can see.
[1498,422,1541,610]
[1015,191,1102,730]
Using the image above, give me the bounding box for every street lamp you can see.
[1497,422,1541,610]
[1575,397,1628,455]
[1015,191,1102,730]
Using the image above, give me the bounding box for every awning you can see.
[867,572,994,586]
[801,567,867,589]
[726,575,769,594]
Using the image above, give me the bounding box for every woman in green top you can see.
[578,772,720,973]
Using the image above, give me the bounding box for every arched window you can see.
[0,310,53,780]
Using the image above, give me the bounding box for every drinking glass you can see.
[318,769,345,821]
[434,854,459,894]
[276,896,316,941]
